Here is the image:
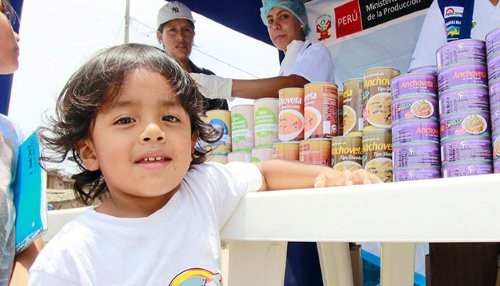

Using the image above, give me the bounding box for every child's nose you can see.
[140,124,165,143]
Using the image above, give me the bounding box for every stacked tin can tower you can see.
[274,83,338,166]
[486,28,500,173]
[228,99,279,163]
[360,67,400,182]
[330,78,364,172]
[252,98,279,162]
[390,73,440,181]
[436,38,493,177]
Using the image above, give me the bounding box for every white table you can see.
[220,173,500,286]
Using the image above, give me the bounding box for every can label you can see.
[489,103,500,133]
[392,120,440,145]
[494,133,500,158]
[494,132,500,173]
[331,136,362,171]
[486,27,500,56]
[436,39,486,71]
[254,98,279,148]
[490,79,500,107]
[437,64,488,93]
[440,137,493,164]
[304,82,338,139]
[342,78,363,135]
[299,138,331,166]
[362,67,400,130]
[362,130,393,182]
[439,113,490,141]
[438,88,490,117]
[442,161,492,178]
[272,141,299,161]
[487,53,500,82]
[279,88,304,141]
[393,168,441,182]
[393,143,441,168]
[204,110,232,155]
[390,73,437,100]
[231,104,254,152]
[391,96,437,123]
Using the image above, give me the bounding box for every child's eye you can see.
[163,115,179,123]
[114,117,135,125]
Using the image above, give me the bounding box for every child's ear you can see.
[76,139,99,171]
[191,133,199,154]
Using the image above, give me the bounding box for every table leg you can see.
[380,242,416,286]
[317,242,354,286]
[225,241,287,286]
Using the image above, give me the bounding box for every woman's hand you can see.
[313,169,383,188]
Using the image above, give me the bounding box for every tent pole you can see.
[124,0,130,43]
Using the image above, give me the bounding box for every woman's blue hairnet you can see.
[260,0,310,36]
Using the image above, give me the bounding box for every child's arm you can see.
[255,159,382,191]
[9,237,43,286]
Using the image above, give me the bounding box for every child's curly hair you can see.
[38,43,221,205]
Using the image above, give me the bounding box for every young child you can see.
[1,1,42,285]
[29,43,381,285]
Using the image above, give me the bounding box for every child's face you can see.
[0,1,19,74]
[78,68,198,215]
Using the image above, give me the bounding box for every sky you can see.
[8,0,280,136]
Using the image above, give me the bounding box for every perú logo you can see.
[315,15,332,41]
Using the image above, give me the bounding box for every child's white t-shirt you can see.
[29,161,262,286]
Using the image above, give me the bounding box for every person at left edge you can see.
[0,0,43,285]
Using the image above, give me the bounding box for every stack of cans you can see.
[436,39,493,177]
[361,67,400,182]
[252,98,279,162]
[228,104,255,162]
[390,73,440,181]
[486,28,500,173]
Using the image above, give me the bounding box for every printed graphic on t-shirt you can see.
[443,6,464,41]
[169,268,222,286]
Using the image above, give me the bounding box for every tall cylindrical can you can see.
[331,136,362,171]
[204,109,232,155]
[299,138,332,166]
[362,129,393,182]
[362,67,400,130]
[254,98,279,148]
[231,104,254,152]
[303,82,338,139]
[278,87,304,141]
[342,78,363,136]
[272,141,299,161]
